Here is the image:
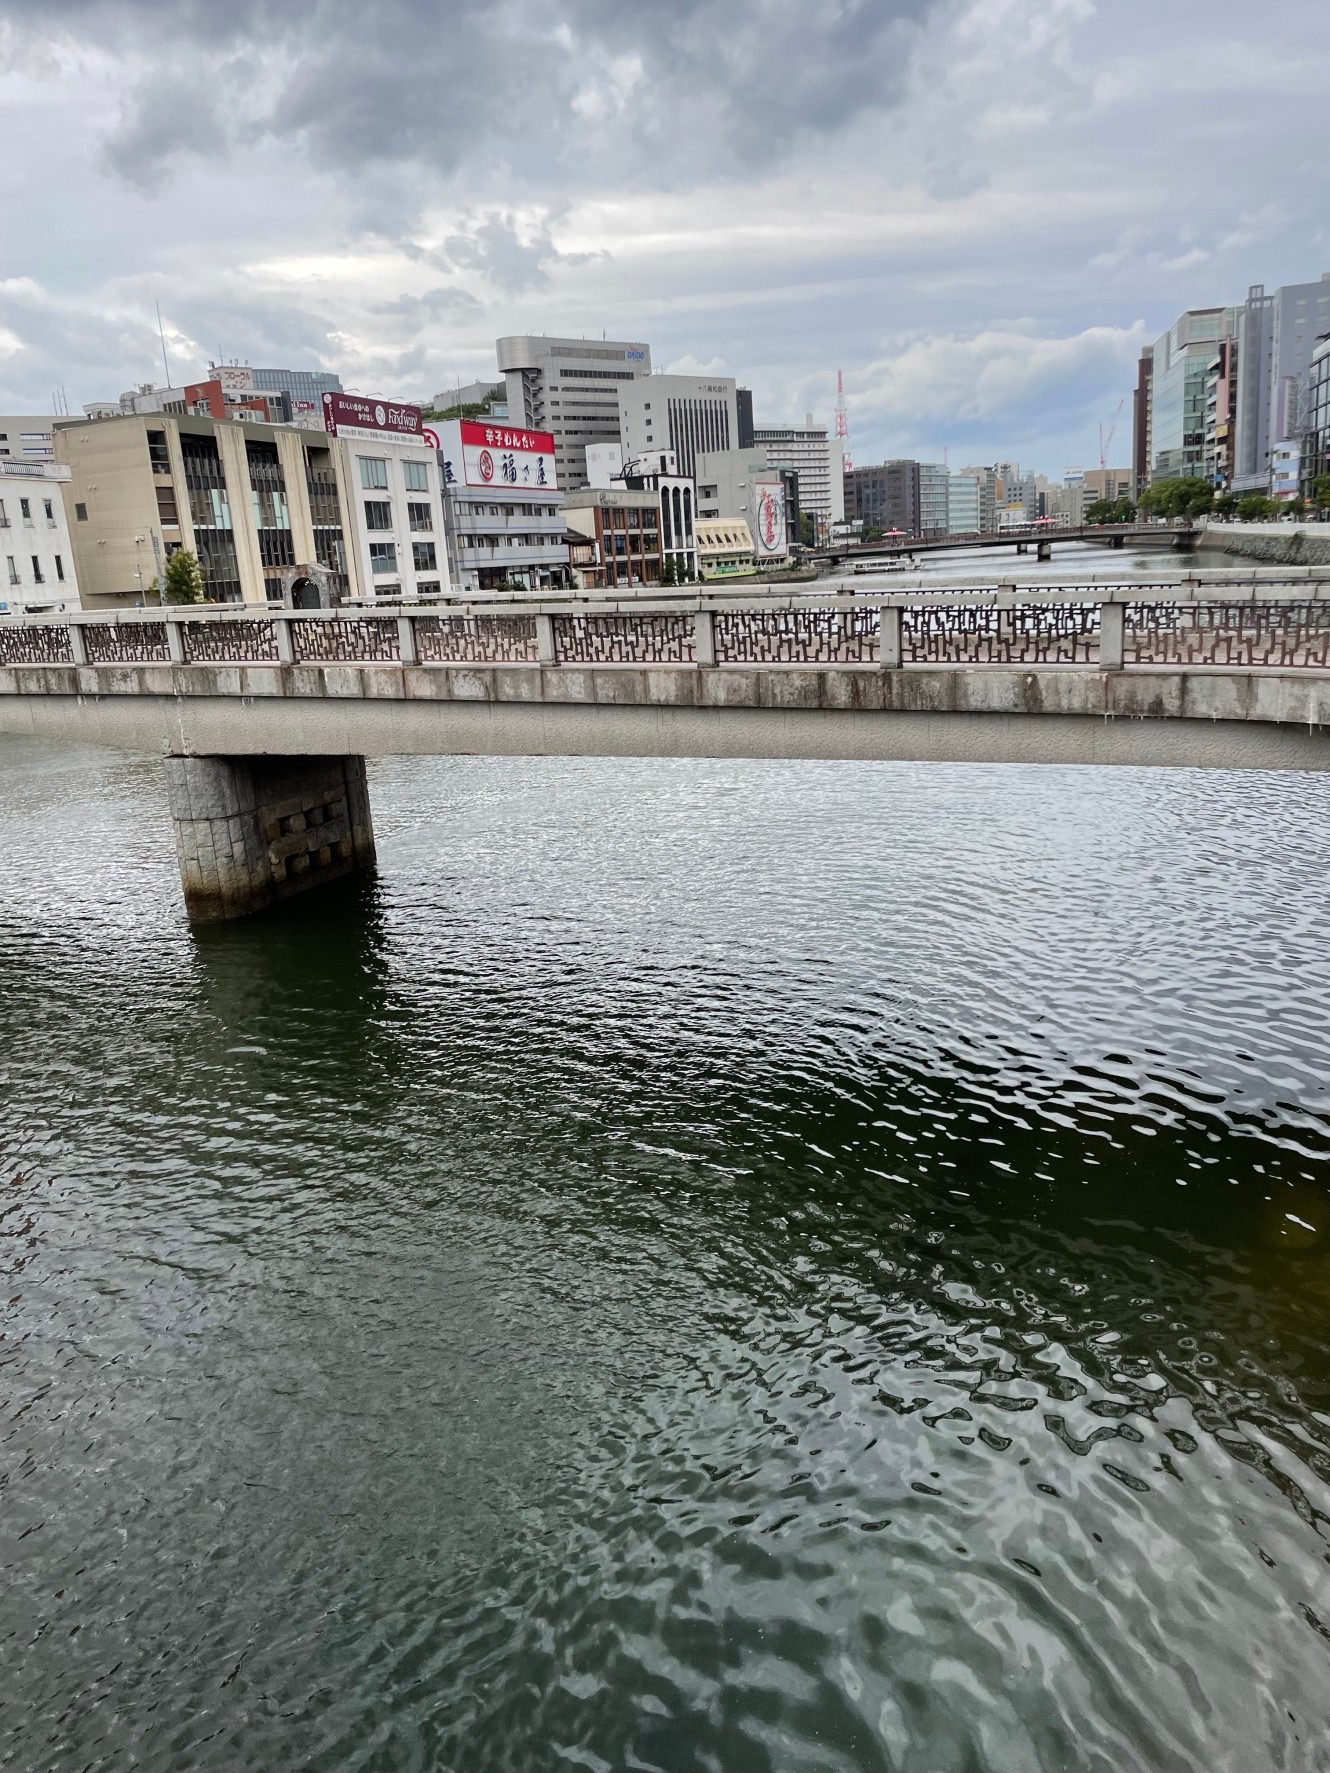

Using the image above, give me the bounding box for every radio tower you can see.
[835,368,852,471]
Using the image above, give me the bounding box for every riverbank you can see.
[1199,520,1330,567]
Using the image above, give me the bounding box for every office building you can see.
[0,460,79,615]
[213,363,343,403]
[843,461,921,534]
[752,418,845,537]
[918,462,950,537]
[736,388,755,450]
[1148,306,1237,482]
[0,415,59,463]
[696,448,799,556]
[1079,468,1134,505]
[958,466,998,532]
[430,379,505,415]
[618,375,738,481]
[695,518,755,577]
[496,334,652,493]
[432,418,568,593]
[1302,337,1330,499]
[1202,338,1238,488]
[1233,276,1330,491]
[565,450,698,589]
[946,474,980,535]
[55,402,448,608]
[1044,482,1085,525]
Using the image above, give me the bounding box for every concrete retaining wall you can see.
[1202,525,1330,568]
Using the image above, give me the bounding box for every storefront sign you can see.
[427,419,558,492]
[323,392,424,447]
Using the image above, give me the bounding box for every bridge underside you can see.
[4,663,1329,918]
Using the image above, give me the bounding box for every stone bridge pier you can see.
[164,753,376,922]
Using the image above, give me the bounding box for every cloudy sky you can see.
[2,0,1327,474]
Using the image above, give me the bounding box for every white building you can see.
[321,396,451,600]
[433,418,568,593]
[496,334,652,493]
[0,414,59,464]
[751,419,844,538]
[918,462,951,537]
[618,375,739,480]
[946,474,980,535]
[0,461,80,614]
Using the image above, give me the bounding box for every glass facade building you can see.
[1149,308,1236,482]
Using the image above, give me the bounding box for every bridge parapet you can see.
[6,594,1330,675]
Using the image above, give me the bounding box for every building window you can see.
[156,486,179,525]
[20,499,30,520]
[407,501,432,531]
[359,457,389,490]
[55,555,65,581]
[412,541,437,571]
[43,499,53,521]
[403,460,429,492]
[31,555,43,583]
[0,499,6,526]
[364,499,392,531]
[416,580,440,597]
[369,542,398,574]
[6,556,17,585]
[75,502,88,521]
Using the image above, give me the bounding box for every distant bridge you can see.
[823,521,1197,565]
[2,587,1329,920]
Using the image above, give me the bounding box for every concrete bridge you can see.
[824,521,1196,565]
[3,588,1329,920]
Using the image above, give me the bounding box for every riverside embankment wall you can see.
[1201,523,1330,567]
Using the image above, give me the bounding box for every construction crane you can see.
[1099,398,1125,470]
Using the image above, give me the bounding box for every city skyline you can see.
[1,0,1327,475]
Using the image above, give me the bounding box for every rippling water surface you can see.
[3,738,1330,1772]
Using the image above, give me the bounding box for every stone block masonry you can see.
[163,754,376,922]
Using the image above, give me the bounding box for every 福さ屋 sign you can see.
[426,419,558,492]
[323,392,424,446]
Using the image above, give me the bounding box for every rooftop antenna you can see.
[156,301,172,389]
[835,369,852,471]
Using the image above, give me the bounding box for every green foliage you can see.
[1236,493,1278,521]
[162,549,205,604]
[425,401,493,421]
[1314,475,1330,512]
[659,558,677,587]
[1085,496,1136,525]
[861,525,884,542]
[799,511,815,546]
[1137,477,1214,520]
[1287,495,1307,518]
[1212,493,1238,519]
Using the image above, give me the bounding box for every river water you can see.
[3,609,1330,1770]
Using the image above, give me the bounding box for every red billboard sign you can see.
[322,392,424,445]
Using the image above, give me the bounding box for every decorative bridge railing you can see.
[3,595,1330,673]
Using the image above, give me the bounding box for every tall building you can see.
[618,375,738,480]
[753,419,845,536]
[1079,468,1134,504]
[736,388,755,450]
[56,404,449,608]
[496,334,652,493]
[0,460,79,615]
[1301,337,1330,500]
[1203,338,1238,488]
[1132,347,1153,495]
[947,474,980,535]
[695,449,798,556]
[1233,276,1330,491]
[0,415,59,463]
[1148,306,1237,482]
[433,418,567,594]
[843,461,921,534]
[958,466,998,532]
[918,462,950,537]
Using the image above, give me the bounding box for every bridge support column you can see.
[1109,534,1125,550]
[1016,541,1028,554]
[1036,539,1052,561]
[164,754,376,923]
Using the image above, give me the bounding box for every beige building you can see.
[695,517,754,576]
[55,412,448,607]
[1079,468,1134,505]
[0,415,59,465]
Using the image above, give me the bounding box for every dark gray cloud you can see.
[20,0,942,194]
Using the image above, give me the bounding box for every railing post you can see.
[273,616,295,665]
[694,607,715,667]
[878,604,902,669]
[396,613,418,666]
[67,621,89,666]
[535,612,556,666]
[165,619,186,665]
[1099,600,1124,670]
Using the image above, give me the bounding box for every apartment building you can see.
[752,420,844,537]
[843,461,921,534]
[918,462,950,537]
[1233,277,1330,492]
[946,474,981,535]
[496,334,652,492]
[0,460,79,614]
[0,415,58,464]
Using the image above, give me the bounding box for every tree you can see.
[1213,493,1238,520]
[1314,475,1330,513]
[1137,477,1213,520]
[861,525,884,543]
[162,549,205,604]
[799,510,815,546]
[1236,493,1277,521]
[660,557,677,587]
[1287,494,1307,518]
[1085,496,1135,525]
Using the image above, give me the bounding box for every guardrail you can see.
[4,595,1330,673]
